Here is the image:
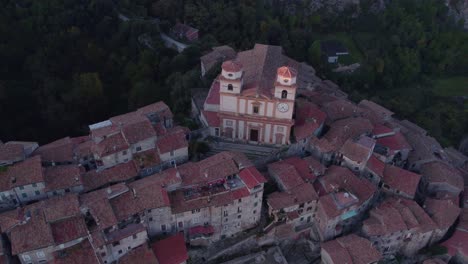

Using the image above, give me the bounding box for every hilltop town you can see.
[0,44,467,264]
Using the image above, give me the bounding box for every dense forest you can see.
[1,0,467,148]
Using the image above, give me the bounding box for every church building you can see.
[200,44,302,145]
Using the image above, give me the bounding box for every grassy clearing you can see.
[432,77,468,97]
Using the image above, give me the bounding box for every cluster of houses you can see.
[0,43,466,264]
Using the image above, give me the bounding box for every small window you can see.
[170,150,174,156]
[238,199,242,203]
[19,186,24,190]
[22,255,31,261]
[161,224,166,230]
[237,215,241,219]
[238,207,242,213]
[101,252,106,257]
[32,183,37,188]
[35,190,40,196]
[136,146,142,152]
[254,202,258,207]
[178,222,183,228]
[149,217,153,222]
[255,194,258,198]
[224,218,228,222]
[65,188,70,193]
[228,73,233,77]
[118,250,122,254]
[112,242,120,247]
[223,211,228,217]
[36,251,45,258]
[253,106,259,114]
[253,210,256,214]
[281,90,288,99]
[227,84,233,91]
[123,150,128,155]
[22,193,27,198]
[133,234,137,239]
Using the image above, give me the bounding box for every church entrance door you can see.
[250,129,259,142]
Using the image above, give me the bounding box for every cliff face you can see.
[446,0,468,29]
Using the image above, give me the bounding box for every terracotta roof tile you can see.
[222,60,243,72]
[92,132,130,157]
[323,99,362,122]
[0,143,25,164]
[0,155,44,190]
[50,216,87,244]
[238,167,267,189]
[277,66,297,78]
[205,80,220,105]
[156,128,188,154]
[424,198,461,229]
[421,161,464,193]
[44,165,84,192]
[42,194,81,223]
[366,155,385,177]
[267,183,318,210]
[383,165,421,198]
[118,245,158,264]
[339,136,375,165]
[121,120,156,144]
[441,229,468,258]
[53,240,99,264]
[324,117,374,151]
[152,233,188,264]
[268,161,304,191]
[34,137,75,163]
[376,132,412,154]
[322,234,382,264]
[294,100,326,141]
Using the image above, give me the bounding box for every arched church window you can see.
[281,90,288,99]
[228,84,233,91]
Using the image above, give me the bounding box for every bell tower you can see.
[219,60,243,94]
[274,66,297,100]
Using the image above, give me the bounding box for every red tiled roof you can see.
[222,60,243,72]
[83,161,138,191]
[42,194,81,223]
[179,152,239,187]
[201,46,236,72]
[238,167,267,189]
[53,239,99,264]
[277,66,297,78]
[0,155,44,190]
[110,179,170,222]
[441,229,468,258]
[366,155,385,177]
[52,239,99,264]
[34,137,76,163]
[152,233,188,264]
[358,100,393,119]
[324,117,374,151]
[0,143,25,163]
[157,128,188,154]
[383,165,421,197]
[302,156,326,177]
[233,44,300,99]
[106,223,146,244]
[44,165,84,191]
[372,124,394,136]
[80,187,122,230]
[92,132,129,157]
[10,209,54,255]
[137,101,173,119]
[170,186,250,214]
[424,198,461,229]
[205,80,220,105]
[321,239,353,263]
[322,234,382,264]
[202,110,220,127]
[421,161,464,192]
[376,132,411,153]
[268,161,304,191]
[339,136,375,165]
[282,156,319,182]
[118,245,159,264]
[50,216,87,244]
[294,100,326,141]
[323,99,362,122]
[267,183,318,210]
[122,119,156,144]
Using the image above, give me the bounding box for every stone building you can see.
[314,165,377,241]
[361,198,437,258]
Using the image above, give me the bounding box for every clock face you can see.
[277,103,289,113]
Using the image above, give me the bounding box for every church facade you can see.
[200,44,301,145]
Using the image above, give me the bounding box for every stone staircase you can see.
[207,140,281,161]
